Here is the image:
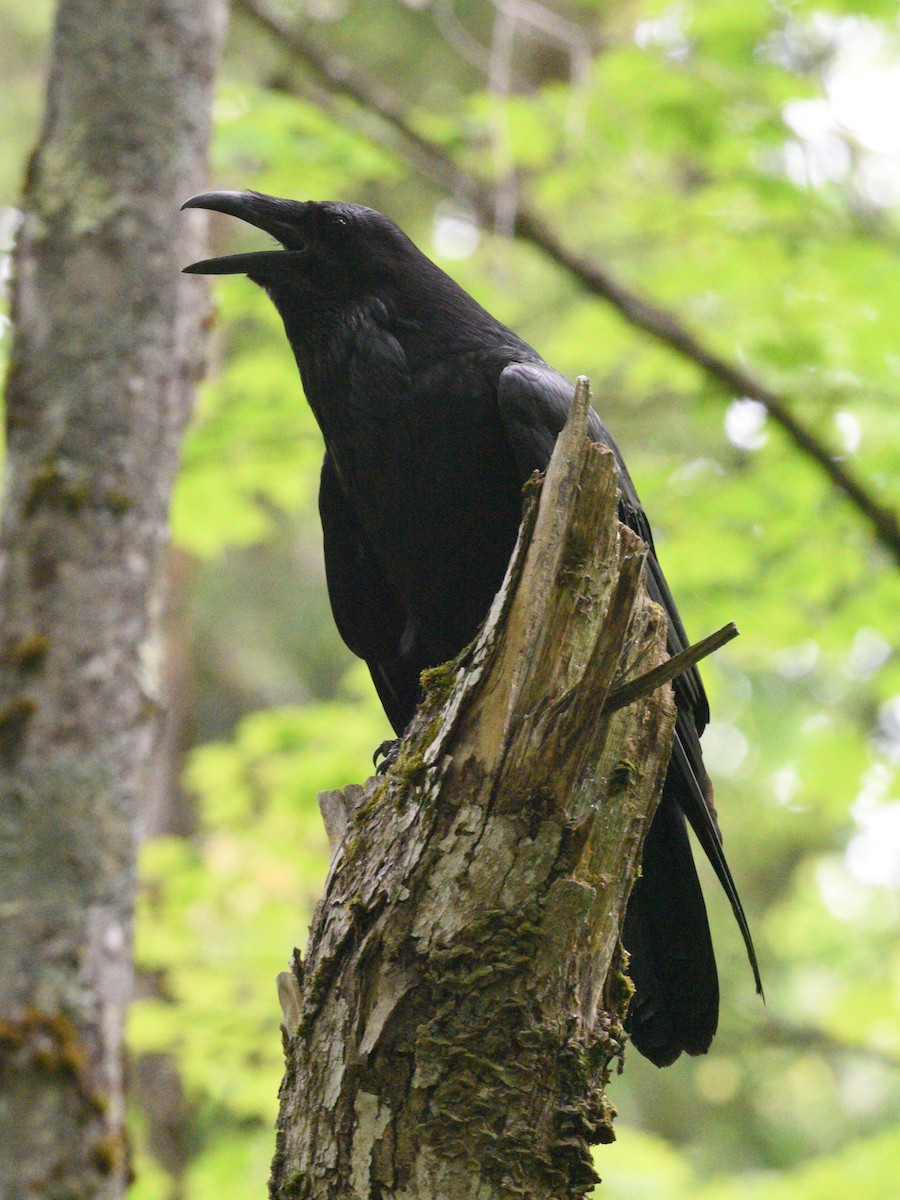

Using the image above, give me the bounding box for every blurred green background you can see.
[2,1,898,1197]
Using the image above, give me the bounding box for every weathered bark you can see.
[0,2,226,1197]
[270,381,679,1200]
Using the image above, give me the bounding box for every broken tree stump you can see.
[270,378,688,1200]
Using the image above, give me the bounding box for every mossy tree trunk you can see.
[270,381,679,1200]
[0,1,226,1196]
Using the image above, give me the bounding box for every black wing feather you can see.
[319,451,420,734]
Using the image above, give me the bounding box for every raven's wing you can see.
[318,451,420,735]
[497,361,761,1061]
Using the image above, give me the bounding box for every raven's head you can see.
[181,190,417,299]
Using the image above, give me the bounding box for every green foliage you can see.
[213,83,400,201]
[130,670,387,1198]
[599,1124,900,1200]
[0,1,53,202]
[171,276,322,556]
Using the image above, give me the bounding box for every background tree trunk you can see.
[270,384,679,1200]
[0,1,226,1196]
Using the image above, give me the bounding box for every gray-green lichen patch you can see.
[0,697,37,757]
[350,1091,391,1199]
[8,633,50,672]
[29,133,119,238]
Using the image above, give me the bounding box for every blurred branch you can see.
[762,1016,900,1071]
[432,2,493,74]
[234,0,900,567]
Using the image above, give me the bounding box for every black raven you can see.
[182,191,762,1067]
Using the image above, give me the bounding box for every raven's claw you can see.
[373,739,401,774]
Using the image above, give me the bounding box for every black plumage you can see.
[182,191,762,1066]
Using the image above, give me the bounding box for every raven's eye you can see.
[334,215,349,228]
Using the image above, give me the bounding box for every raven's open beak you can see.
[182,251,294,276]
[181,190,304,276]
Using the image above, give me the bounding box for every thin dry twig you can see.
[603,622,739,715]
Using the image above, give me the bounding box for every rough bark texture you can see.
[0,2,226,1196]
[270,382,678,1200]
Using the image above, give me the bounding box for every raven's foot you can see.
[373,739,401,775]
